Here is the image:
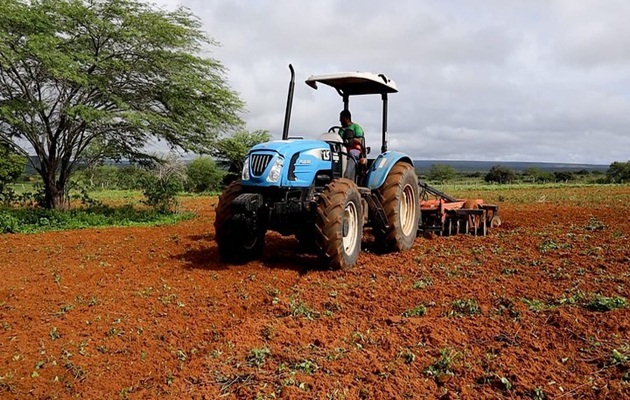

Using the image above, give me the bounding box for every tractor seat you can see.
[318,132,343,144]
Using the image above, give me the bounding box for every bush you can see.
[185,157,224,193]
[141,174,183,213]
[0,211,20,233]
[141,155,186,213]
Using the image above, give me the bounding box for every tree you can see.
[0,0,243,209]
[211,130,272,174]
[186,156,224,193]
[115,165,149,190]
[523,167,553,183]
[426,163,457,183]
[606,161,630,183]
[553,171,574,182]
[484,165,517,184]
[0,142,26,191]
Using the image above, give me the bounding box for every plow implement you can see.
[417,181,500,236]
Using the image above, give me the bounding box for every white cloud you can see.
[152,0,630,164]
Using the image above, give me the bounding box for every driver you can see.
[339,110,364,159]
[339,110,366,179]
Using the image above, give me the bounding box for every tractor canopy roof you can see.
[305,72,398,96]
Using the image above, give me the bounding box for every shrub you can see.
[141,174,183,213]
[0,212,20,233]
[185,156,224,193]
[141,155,186,213]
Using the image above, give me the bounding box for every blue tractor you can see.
[214,65,421,269]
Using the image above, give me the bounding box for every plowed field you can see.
[1,186,629,399]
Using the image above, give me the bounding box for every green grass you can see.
[7,182,37,195]
[0,205,194,234]
[86,189,144,202]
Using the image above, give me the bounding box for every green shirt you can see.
[340,122,364,139]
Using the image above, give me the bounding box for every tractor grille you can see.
[250,154,273,176]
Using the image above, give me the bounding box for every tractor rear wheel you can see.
[214,180,265,263]
[376,162,420,251]
[315,178,363,269]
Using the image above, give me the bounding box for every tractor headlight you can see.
[241,157,250,180]
[266,157,284,183]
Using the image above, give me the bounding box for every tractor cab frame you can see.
[303,72,398,155]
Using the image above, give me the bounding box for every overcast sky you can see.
[153,0,630,165]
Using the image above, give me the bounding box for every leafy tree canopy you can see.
[607,161,630,183]
[553,171,574,182]
[484,165,517,184]
[426,163,457,183]
[523,167,554,183]
[0,0,244,208]
[0,142,27,189]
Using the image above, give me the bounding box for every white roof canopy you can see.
[305,72,398,96]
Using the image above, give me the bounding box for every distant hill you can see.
[413,160,609,174]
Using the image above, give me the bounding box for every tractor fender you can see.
[364,152,414,189]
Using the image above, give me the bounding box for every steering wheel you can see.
[328,126,343,134]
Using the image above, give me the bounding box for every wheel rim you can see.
[342,201,359,255]
[400,184,417,236]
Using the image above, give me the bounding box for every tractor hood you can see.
[249,139,327,155]
[242,139,337,188]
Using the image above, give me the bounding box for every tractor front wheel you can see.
[315,178,363,269]
[214,180,265,263]
[376,162,420,251]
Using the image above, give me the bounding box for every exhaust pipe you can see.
[282,64,295,140]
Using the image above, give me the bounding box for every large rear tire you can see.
[376,162,420,251]
[214,180,265,263]
[315,178,363,270]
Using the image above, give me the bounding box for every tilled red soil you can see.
[1,186,629,399]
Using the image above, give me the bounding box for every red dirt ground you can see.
[1,186,629,399]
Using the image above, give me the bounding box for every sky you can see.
[153,0,630,165]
